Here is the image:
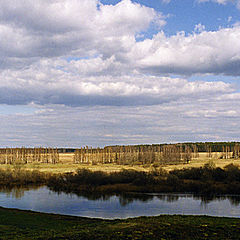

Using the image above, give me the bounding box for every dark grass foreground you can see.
[0,207,240,240]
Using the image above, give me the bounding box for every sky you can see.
[1,0,240,147]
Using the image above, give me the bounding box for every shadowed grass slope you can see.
[0,207,240,239]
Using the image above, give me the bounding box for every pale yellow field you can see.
[164,152,240,171]
[0,152,239,174]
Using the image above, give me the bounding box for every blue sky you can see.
[0,0,240,147]
[101,0,240,35]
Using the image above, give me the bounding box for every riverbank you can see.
[2,163,240,195]
[47,164,240,195]
[0,207,239,239]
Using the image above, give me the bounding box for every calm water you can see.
[0,186,240,219]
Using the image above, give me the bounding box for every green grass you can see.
[0,207,240,239]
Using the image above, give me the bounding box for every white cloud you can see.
[162,0,171,3]
[0,0,240,146]
[97,0,166,34]
[0,56,233,106]
[185,109,239,118]
[0,0,240,77]
[233,21,240,27]
[198,0,229,4]
[130,26,240,76]
[0,0,165,68]
[194,23,206,33]
[1,93,240,147]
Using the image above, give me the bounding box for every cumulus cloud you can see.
[0,0,238,111]
[0,56,234,106]
[130,26,240,76]
[0,0,240,146]
[0,0,166,68]
[0,0,240,77]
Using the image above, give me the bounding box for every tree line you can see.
[0,142,239,165]
[0,147,59,164]
[73,144,195,165]
[73,143,240,165]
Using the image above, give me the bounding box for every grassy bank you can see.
[0,207,240,239]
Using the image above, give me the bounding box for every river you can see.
[0,186,240,219]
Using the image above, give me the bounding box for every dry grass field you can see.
[164,152,240,171]
[0,152,238,174]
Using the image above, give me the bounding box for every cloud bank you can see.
[0,0,240,146]
[0,0,239,108]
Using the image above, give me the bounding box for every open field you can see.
[0,152,239,174]
[0,207,240,239]
[163,152,240,171]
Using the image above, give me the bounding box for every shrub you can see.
[166,174,180,186]
[224,164,240,182]
[204,160,216,170]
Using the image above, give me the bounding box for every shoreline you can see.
[2,164,240,195]
[0,207,240,239]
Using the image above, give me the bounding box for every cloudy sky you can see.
[1,0,240,147]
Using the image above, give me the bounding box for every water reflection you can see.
[151,193,240,206]
[193,194,240,206]
[0,186,41,199]
[3,186,240,206]
[52,190,155,206]
[155,194,180,203]
[1,187,240,218]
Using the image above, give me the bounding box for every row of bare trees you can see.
[206,144,240,159]
[73,144,195,165]
[0,148,59,164]
[73,143,240,165]
[0,143,239,165]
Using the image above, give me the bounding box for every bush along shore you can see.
[0,166,49,187]
[47,162,240,195]
[2,162,240,195]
